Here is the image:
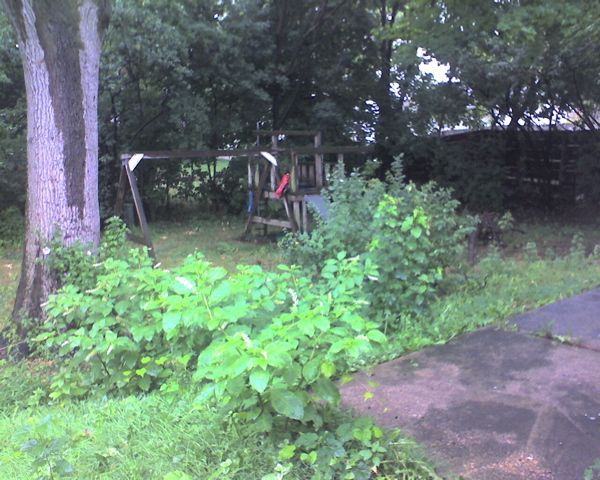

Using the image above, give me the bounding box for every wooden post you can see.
[293,200,301,231]
[315,131,323,189]
[244,162,271,237]
[270,134,278,190]
[290,151,298,192]
[124,159,155,259]
[302,198,308,233]
[114,164,127,216]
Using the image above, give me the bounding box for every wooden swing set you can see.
[114,130,373,257]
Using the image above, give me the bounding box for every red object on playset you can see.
[275,173,290,198]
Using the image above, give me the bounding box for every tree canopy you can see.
[1,0,599,218]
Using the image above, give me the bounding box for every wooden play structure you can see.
[114,130,373,257]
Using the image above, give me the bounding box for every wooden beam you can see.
[119,144,373,161]
[120,148,282,161]
[290,145,375,155]
[302,200,308,234]
[293,201,301,231]
[251,216,293,229]
[256,130,320,137]
[293,152,301,193]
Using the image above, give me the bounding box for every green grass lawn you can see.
[149,216,283,271]
[0,245,19,329]
[0,391,304,480]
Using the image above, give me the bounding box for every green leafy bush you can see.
[41,251,384,402]
[44,216,129,291]
[281,161,474,328]
[367,186,469,329]
[41,251,209,398]
[193,253,382,431]
[40,250,392,478]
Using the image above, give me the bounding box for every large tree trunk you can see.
[2,0,110,337]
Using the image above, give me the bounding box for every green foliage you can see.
[44,216,129,291]
[271,415,440,480]
[0,359,51,409]
[428,137,509,211]
[192,253,382,435]
[584,458,600,480]
[281,161,474,327]
[39,248,395,478]
[404,0,600,131]
[0,392,308,480]
[280,162,402,272]
[0,206,24,248]
[14,415,78,480]
[41,251,383,402]
[0,13,26,213]
[6,217,600,479]
[367,184,470,328]
[41,250,190,399]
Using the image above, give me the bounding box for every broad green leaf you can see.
[210,280,233,304]
[313,378,340,405]
[320,361,336,378]
[411,226,422,238]
[249,369,270,393]
[255,410,273,432]
[366,329,386,344]
[174,276,196,293]
[302,358,321,383]
[114,300,130,316]
[270,389,304,420]
[162,311,181,333]
[194,384,216,405]
[278,444,296,460]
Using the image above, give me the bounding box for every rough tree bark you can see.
[2,0,110,340]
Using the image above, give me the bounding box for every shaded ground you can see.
[342,289,600,479]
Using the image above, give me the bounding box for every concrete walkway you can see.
[341,289,600,479]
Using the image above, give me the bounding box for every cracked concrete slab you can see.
[341,328,600,479]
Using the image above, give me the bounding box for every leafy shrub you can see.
[193,254,382,430]
[367,187,469,329]
[40,250,390,478]
[41,250,203,398]
[44,216,129,291]
[280,163,395,272]
[281,161,474,328]
[41,251,384,400]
